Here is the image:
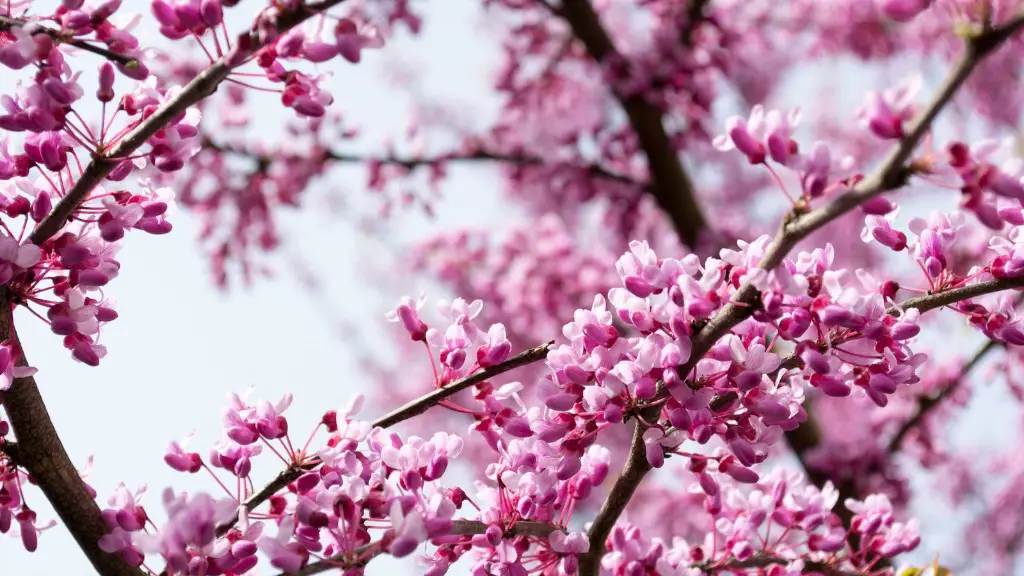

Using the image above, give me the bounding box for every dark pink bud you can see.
[634,377,656,399]
[295,472,320,494]
[227,425,258,445]
[557,454,581,480]
[877,0,932,22]
[137,218,173,235]
[544,392,577,411]
[100,220,125,242]
[50,316,77,336]
[699,473,719,496]
[485,524,502,546]
[200,0,223,26]
[232,539,257,558]
[723,461,759,484]
[389,535,418,558]
[303,41,339,63]
[72,343,100,366]
[19,512,37,552]
[425,454,448,480]
[151,1,180,27]
[868,373,898,394]
[77,269,110,287]
[668,407,691,431]
[400,469,423,491]
[801,348,831,374]
[502,417,533,438]
[623,275,654,297]
[105,159,134,181]
[645,442,665,468]
[817,376,851,397]
[756,399,790,421]
[861,195,896,215]
[890,321,920,340]
[116,59,149,81]
[63,0,86,8]
[142,201,168,217]
[97,63,116,102]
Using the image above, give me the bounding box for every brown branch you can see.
[202,136,648,189]
[576,18,1024,575]
[552,0,710,249]
[695,554,862,576]
[216,341,553,538]
[0,306,144,576]
[0,15,139,67]
[887,339,999,453]
[280,520,559,575]
[29,0,355,246]
[883,290,1024,452]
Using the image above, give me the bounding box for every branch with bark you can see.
[201,137,649,190]
[547,0,711,249]
[281,520,559,576]
[0,15,139,67]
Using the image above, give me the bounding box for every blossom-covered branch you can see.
[215,340,553,538]
[288,520,560,576]
[576,15,1024,574]
[0,15,139,67]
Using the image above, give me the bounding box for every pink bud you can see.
[861,195,896,215]
[645,442,665,468]
[876,0,932,22]
[868,373,898,394]
[303,41,339,63]
[502,417,533,438]
[72,343,100,366]
[389,535,418,558]
[19,512,37,552]
[97,63,116,102]
[200,0,223,26]
[77,269,110,287]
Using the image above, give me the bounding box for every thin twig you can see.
[576,17,1024,575]
[885,293,1024,452]
[0,15,138,67]
[694,554,862,576]
[215,341,553,538]
[281,520,559,575]
[202,137,648,189]
[887,339,999,453]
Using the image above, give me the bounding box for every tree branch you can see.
[202,137,649,189]
[216,341,553,538]
[29,0,355,246]
[0,15,139,67]
[575,17,1024,575]
[0,306,144,576]
[694,554,862,576]
[552,0,710,249]
[280,520,559,575]
[884,291,1024,453]
[887,339,999,453]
